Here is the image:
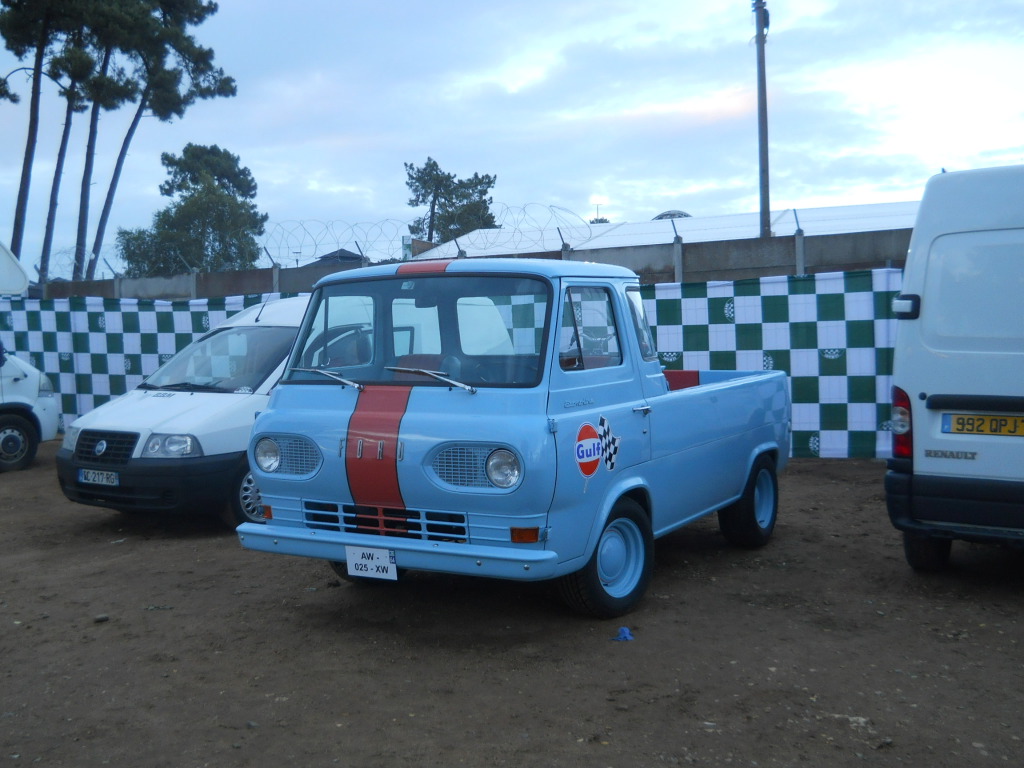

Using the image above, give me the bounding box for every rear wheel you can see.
[718,454,778,548]
[0,414,38,472]
[903,533,951,571]
[558,497,653,618]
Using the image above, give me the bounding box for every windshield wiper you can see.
[385,367,477,394]
[152,381,228,393]
[288,367,364,391]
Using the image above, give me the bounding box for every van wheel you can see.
[558,498,653,618]
[0,414,38,472]
[718,454,778,548]
[903,533,951,571]
[221,467,265,527]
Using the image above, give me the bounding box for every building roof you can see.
[414,201,920,260]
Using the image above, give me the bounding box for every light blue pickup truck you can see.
[237,258,791,617]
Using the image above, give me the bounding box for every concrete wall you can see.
[43,260,365,300]
[594,228,911,284]
[39,229,910,298]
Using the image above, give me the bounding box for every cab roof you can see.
[313,257,639,289]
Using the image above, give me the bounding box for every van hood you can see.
[72,387,262,434]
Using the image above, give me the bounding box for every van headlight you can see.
[143,434,202,458]
[254,438,281,472]
[62,426,80,451]
[38,374,55,398]
[486,449,522,489]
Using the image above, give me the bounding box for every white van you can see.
[0,340,59,471]
[886,165,1024,569]
[56,296,308,526]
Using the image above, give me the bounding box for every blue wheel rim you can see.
[597,518,645,598]
[753,468,775,529]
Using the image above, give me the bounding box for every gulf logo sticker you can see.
[575,423,602,477]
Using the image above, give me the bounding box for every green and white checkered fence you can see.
[0,293,295,434]
[1,268,902,458]
[641,268,902,459]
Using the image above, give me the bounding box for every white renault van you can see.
[56,296,308,526]
[886,165,1024,569]
[0,340,59,471]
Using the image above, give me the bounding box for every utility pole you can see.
[753,0,771,238]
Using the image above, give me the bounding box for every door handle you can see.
[633,405,652,415]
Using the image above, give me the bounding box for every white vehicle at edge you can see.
[0,340,59,471]
[56,296,308,526]
[0,240,58,471]
[886,165,1024,569]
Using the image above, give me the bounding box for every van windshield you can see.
[142,325,298,393]
[286,274,551,388]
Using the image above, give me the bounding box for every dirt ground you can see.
[2,442,1023,767]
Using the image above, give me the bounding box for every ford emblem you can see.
[94,440,107,456]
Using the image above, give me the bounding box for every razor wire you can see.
[36,203,602,281]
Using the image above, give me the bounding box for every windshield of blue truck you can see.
[286,274,552,388]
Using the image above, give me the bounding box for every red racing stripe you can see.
[345,386,412,508]
[396,260,452,274]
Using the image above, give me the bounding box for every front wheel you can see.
[558,497,653,618]
[718,454,778,548]
[0,414,39,472]
[220,467,265,527]
[903,533,951,571]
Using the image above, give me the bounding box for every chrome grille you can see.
[303,501,467,542]
[432,445,491,488]
[273,436,322,475]
[74,430,139,466]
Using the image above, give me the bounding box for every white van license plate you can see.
[79,468,119,486]
[344,545,398,580]
[942,414,1024,437]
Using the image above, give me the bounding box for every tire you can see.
[558,497,653,618]
[220,467,266,527]
[718,454,778,548]
[0,414,39,472]
[903,533,951,571]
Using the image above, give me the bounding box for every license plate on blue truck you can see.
[345,545,398,580]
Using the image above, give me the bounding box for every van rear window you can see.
[923,229,1024,353]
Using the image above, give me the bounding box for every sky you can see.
[1,0,1023,279]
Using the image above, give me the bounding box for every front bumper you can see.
[236,522,562,581]
[885,463,1024,544]
[56,448,245,515]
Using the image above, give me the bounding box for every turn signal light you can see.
[510,527,539,543]
[261,505,273,520]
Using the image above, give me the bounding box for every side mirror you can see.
[0,341,6,367]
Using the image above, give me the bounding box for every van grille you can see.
[431,445,492,488]
[303,501,467,542]
[74,430,139,466]
[272,436,322,475]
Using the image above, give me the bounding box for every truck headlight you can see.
[486,449,521,489]
[254,438,281,472]
[143,434,202,458]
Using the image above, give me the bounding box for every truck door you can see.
[547,284,652,559]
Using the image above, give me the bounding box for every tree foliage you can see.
[116,144,267,278]
[404,157,496,243]
[0,0,234,282]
